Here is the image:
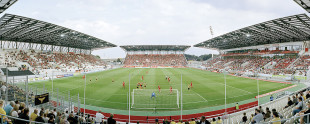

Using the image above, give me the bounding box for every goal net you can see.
[131,89,179,109]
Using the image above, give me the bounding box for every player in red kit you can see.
[122,81,125,89]
[170,86,173,94]
[191,81,193,88]
[142,75,144,80]
[158,85,161,93]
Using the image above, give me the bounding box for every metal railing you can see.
[258,112,310,124]
[0,113,48,124]
[2,68,309,124]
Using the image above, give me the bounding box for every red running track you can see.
[72,101,258,123]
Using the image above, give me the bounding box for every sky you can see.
[2,0,306,59]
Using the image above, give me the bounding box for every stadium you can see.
[0,0,310,124]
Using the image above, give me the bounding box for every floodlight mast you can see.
[210,26,215,58]
[195,14,310,50]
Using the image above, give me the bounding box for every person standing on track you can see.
[95,110,104,124]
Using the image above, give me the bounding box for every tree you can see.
[199,54,212,61]
[116,58,121,62]
[185,54,215,61]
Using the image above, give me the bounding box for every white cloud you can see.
[60,19,120,41]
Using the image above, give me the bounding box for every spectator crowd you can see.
[203,54,310,76]
[0,49,106,75]
[124,54,187,67]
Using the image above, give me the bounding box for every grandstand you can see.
[195,14,310,79]
[193,13,310,124]
[0,0,310,124]
[0,13,116,77]
[121,45,189,68]
[0,12,118,123]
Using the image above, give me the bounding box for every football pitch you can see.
[28,68,292,111]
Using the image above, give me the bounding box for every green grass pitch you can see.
[28,68,291,111]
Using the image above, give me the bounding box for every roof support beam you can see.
[273,20,305,38]
[0,15,15,29]
[194,14,310,50]
[1,19,31,36]
[4,20,38,38]
[0,14,116,50]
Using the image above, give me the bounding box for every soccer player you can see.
[136,83,139,89]
[168,77,170,82]
[190,81,193,88]
[170,86,173,94]
[188,85,190,91]
[158,85,161,93]
[142,75,144,80]
[151,91,156,99]
[165,75,168,80]
[122,81,125,89]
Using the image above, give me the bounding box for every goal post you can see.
[131,89,179,109]
[177,89,179,108]
[132,90,134,107]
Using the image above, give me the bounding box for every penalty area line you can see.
[192,90,208,102]
[225,84,252,94]
[213,83,252,94]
